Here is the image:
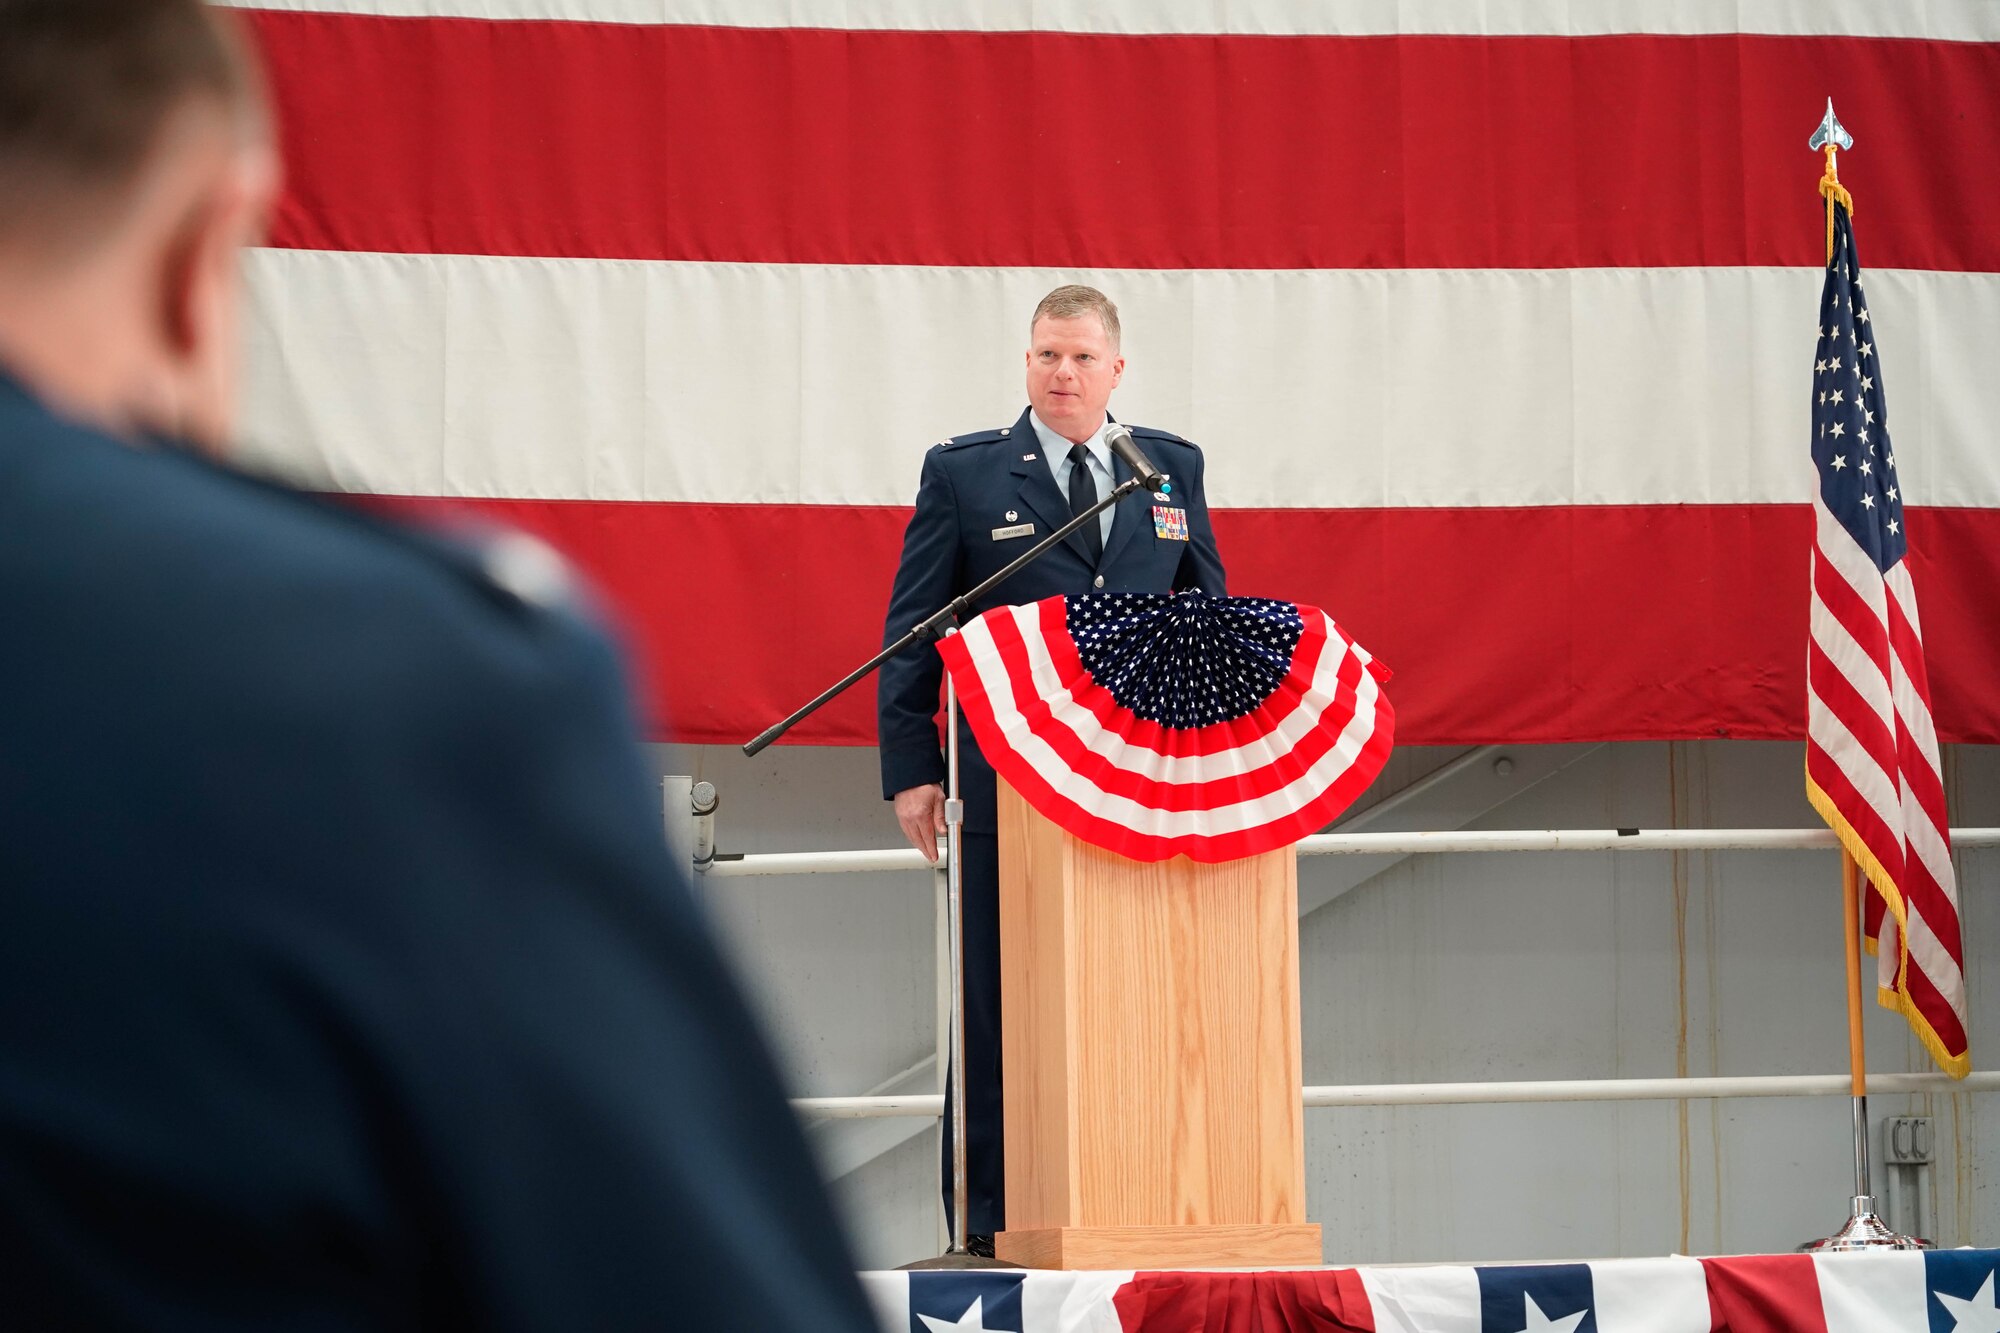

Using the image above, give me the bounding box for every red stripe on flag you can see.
[346,497,2000,748]
[1883,593,1952,824]
[1903,505,2000,750]
[1893,841,1964,959]
[1811,553,1895,681]
[1884,581,1939,709]
[1114,1268,1377,1331]
[1805,638,1899,782]
[1805,741,1908,883]
[1898,820,1959,937]
[1901,943,1970,1056]
[1896,928,1976,1056]
[1700,1254,1829,1333]
[240,11,2000,271]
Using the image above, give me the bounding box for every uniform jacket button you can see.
[1093,575,1105,588]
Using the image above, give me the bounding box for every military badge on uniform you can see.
[1152,506,1190,541]
[992,522,1035,541]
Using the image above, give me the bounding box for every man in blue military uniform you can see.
[879,285,1227,1253]
[0,4,876,1328]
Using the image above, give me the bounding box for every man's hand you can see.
[893,784,947,863]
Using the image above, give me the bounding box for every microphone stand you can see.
[743,470,1156,1265]
[743,473,1151,758]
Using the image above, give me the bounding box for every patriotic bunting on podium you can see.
[936,592,1393,863]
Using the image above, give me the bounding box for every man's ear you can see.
[157,197,211,365]
[155,148,274,449]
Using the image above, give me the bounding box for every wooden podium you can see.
[993,778,1322,1270]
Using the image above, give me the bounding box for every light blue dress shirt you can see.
[1029,411,1115,547]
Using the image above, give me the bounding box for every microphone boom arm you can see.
[742,473,1151,756]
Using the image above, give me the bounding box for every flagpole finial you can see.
[1810,98,1854,153]
[1813,100,1856,260]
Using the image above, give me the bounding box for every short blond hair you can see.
[1031,284,1120,350]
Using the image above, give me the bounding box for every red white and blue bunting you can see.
[862,1247,2000,1332]
[937,592,1394,862]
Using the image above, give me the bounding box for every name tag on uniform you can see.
[991,522,1035,541]
[1152,506,1190,541]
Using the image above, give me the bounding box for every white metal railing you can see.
[704,826,2000,877]
[691,819,2000,1119]
[792,1071,2000,1119]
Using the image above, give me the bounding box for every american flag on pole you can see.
[937,592,1393,863]
[1805,200,1968,1077]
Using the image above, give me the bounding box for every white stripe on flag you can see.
[1811,1251,1932,1333]
[1356,1264,1484,1333]
[209,0,2000,41]
[1021,1270,1134,1333]
[238,250,2000,510]
[1885,564,1930,640]
[1588,1256,1714,1333]
[855,1271,908,1331]
[1808,590,1897,734]
[1812,501,1897,626]
[1805,684,1907,839]
[1903,904,1969,1012]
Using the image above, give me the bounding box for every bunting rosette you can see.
[936,591,1394,863]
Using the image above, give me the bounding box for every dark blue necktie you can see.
[1067,443,1102,563]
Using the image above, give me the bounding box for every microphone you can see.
[1104,423,1169,491]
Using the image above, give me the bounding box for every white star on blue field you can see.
[1068,591,1303,729]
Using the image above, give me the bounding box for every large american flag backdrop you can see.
[218,0,2000,751]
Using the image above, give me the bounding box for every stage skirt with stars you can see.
[936,591,1394,863]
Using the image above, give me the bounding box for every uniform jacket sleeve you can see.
[1174,444,1228,597]
[876,446,963,800]
[0,399,880,1330]
[367,609,883,1332]
[414,624,876,1328]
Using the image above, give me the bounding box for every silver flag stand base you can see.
[1801,1096,1930,1251]
[1805,1195,1929,1252]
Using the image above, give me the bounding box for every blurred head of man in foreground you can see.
[0,0,277,451]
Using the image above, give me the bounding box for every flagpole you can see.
[1840,848,1871,1198]
[1804,100,1922,1252]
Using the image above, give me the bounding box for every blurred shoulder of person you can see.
[0,3,876,1328]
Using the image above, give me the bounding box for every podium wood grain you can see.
[995,779,1317,1269]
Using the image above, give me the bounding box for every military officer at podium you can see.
[878,285,1228,1254]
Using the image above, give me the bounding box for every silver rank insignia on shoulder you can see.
[480,530,574,607]
[992,522,1034,541]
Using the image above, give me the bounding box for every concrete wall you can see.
[644,739,1998,1269]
